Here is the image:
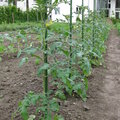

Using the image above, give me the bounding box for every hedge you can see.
[0,6,41,24]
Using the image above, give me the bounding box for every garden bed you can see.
[0,29,120,120]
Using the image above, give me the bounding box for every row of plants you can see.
[17,8,110,120]
[0,29,32,62]
[0,0,110,119]
[0,5,41,24]
[0,17,110,120]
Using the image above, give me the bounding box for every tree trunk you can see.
[36,11,39,22]
[13,0,17,6]
[26,0,29,22]
[26,0,29,11]
[8,0,10,5]
[12,12,15,23]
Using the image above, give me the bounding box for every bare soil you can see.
[0,29,120,120]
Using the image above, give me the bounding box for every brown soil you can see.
[0,29,120,120]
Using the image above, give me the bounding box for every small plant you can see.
[18,91,63,120]
[15,0,66,120]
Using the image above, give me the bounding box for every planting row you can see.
[0,0,110,119]
[0,13,110,120]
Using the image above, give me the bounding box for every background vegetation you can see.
[0,6,41,24]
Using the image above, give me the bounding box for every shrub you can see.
[111,18,120,24]
[0,6,41,24]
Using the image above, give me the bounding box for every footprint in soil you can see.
[1,83,10,87]
[0,87,5,91]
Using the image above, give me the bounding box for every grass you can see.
[0,22,42,32]
[111,18,120,24]
[0,21,69,34]
[111,18,120,34]
[50,22,69,34]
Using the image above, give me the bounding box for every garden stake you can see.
[69,0,73,78]
[26,0,29,22]
[92,0,96,47]
[44,28,48,96]
[44,0,48,119]
[82,0,84,43]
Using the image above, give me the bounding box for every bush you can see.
[0,6,41,24]
[111,18,120,24]
[116,23,120,34]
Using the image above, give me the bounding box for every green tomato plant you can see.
[0,0,111,120]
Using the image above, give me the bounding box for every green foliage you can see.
[0,22,42,32]
[19,57,28,67]
[0,1,110,120]
[15,11,110,103]
[0,29,34,57]
[116,23,120,34]
[111,18,120,24]
[50,22,69,34]
[0,6,41,24]
[0,35,6,61]
[18,91,62,120]
[38,63,50,76]
[111,18,120,34]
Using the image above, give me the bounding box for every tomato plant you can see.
[0,1,110,120]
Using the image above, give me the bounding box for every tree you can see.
[26,0,29,21]
[13,0,17,6]
[8,0,17,6]
[26,0,29,11]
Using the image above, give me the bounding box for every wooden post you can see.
[26,0,29,22]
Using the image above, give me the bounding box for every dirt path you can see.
[82,29,120,120]
[99,29,120,119]
[0,29,120,120]
[101,29,120,119]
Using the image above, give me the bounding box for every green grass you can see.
[0,22,42,32]
[111,18,120,24]
[49,22,69,34]
[0,21,69,34]
[0,45,5,53]
[111,18,120,34]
